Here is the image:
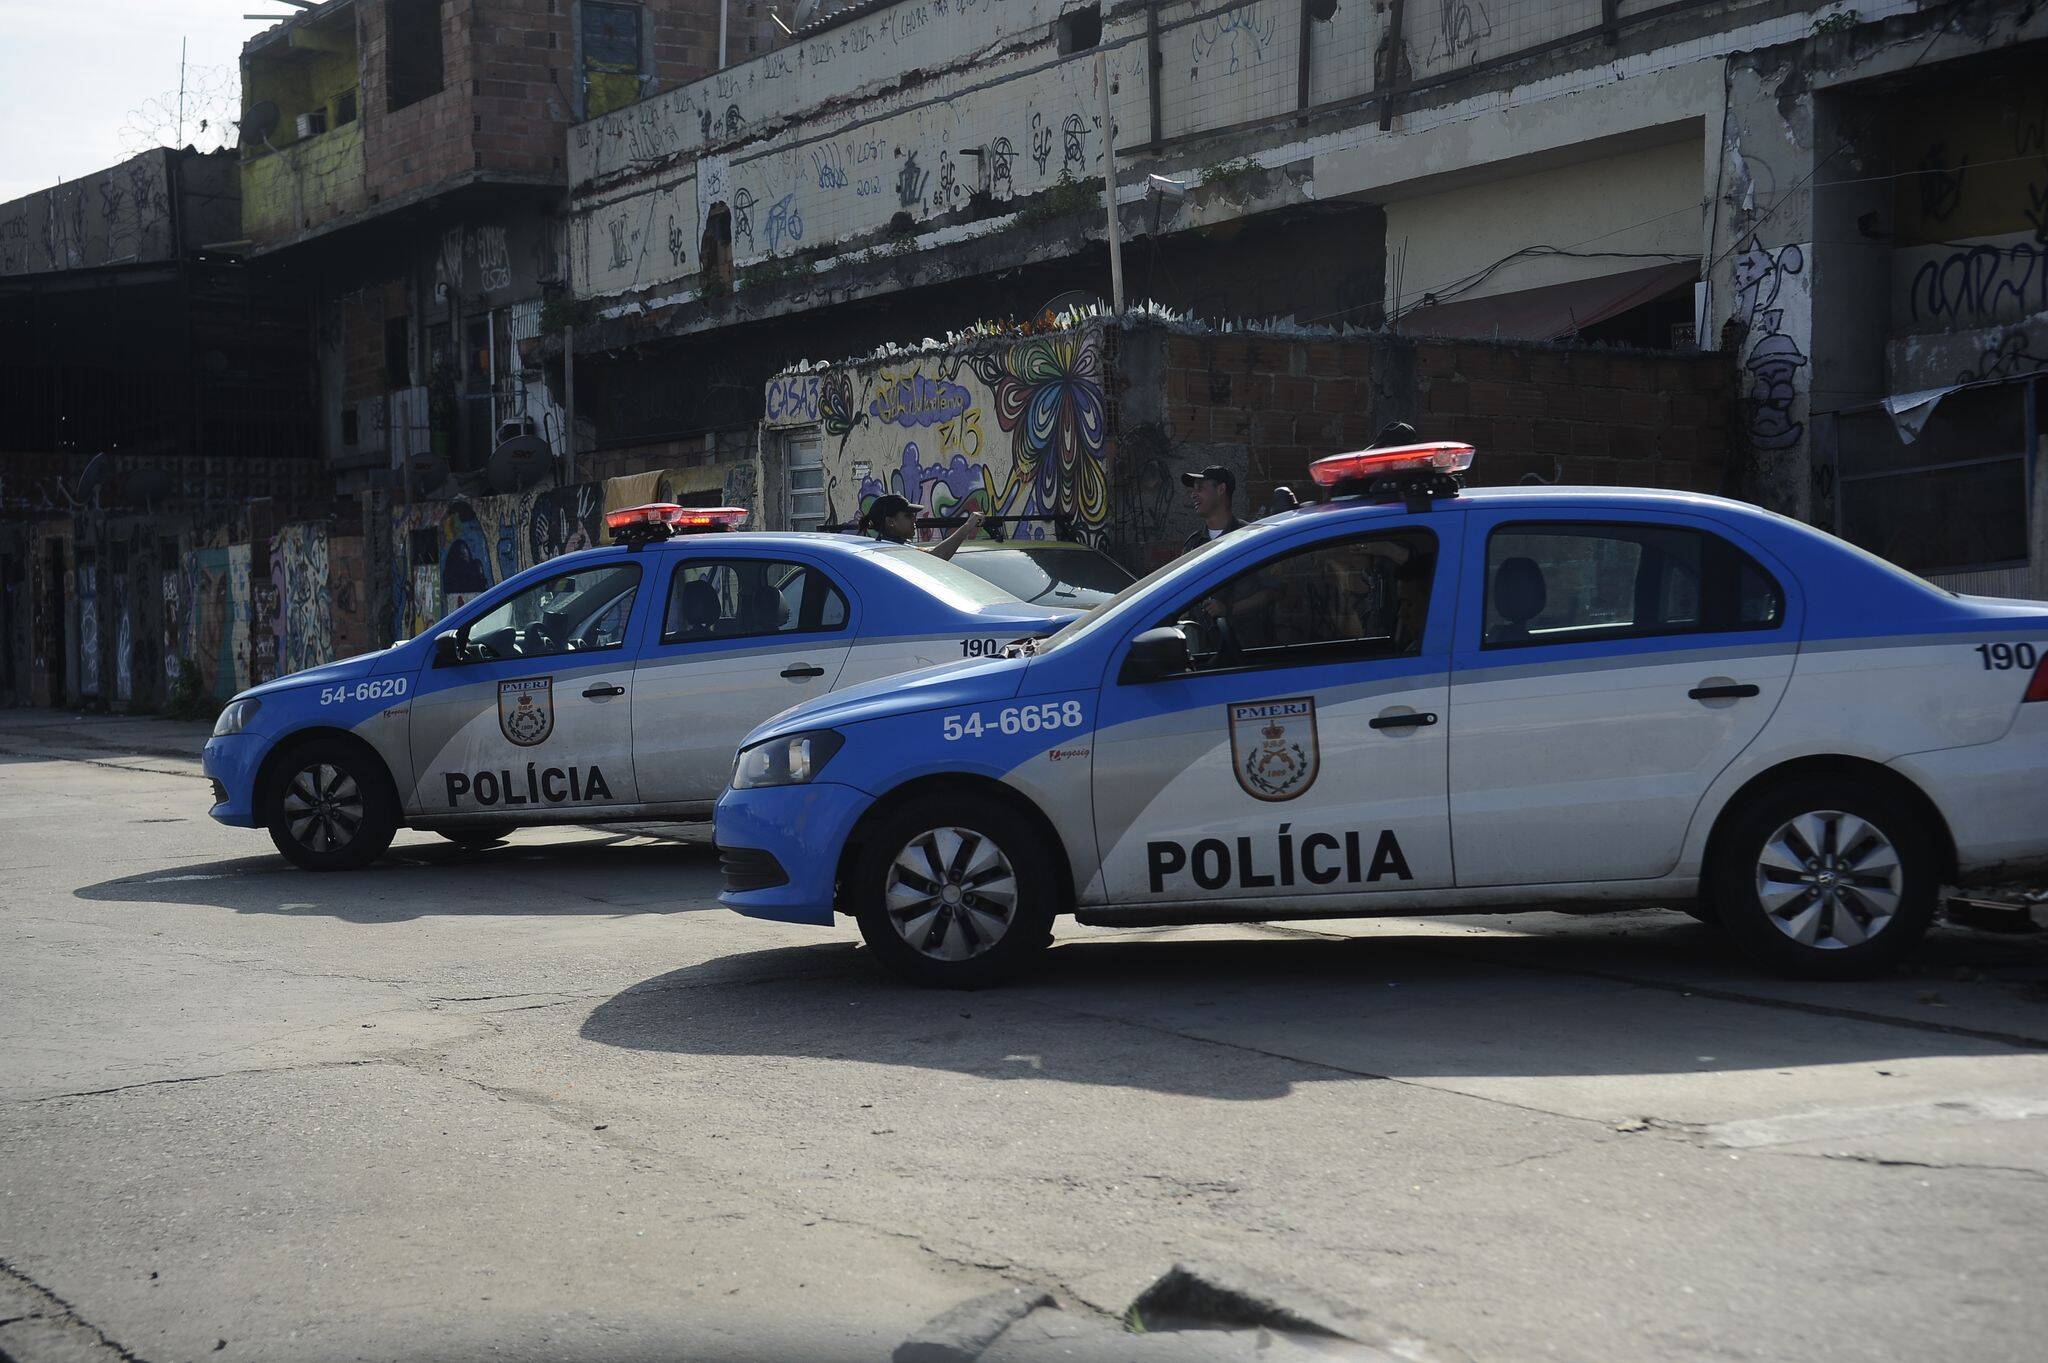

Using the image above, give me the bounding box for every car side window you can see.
[663,559,849,644]
[1483,523,1784,649]
[454,563,642,663]
[1158,529,1439,673]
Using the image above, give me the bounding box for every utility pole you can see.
[1097,50,1124,314]
[177,38,187,146]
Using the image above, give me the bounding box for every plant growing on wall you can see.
[1014,172,1101,228]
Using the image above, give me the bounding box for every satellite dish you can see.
[487,434,552,493]
[242,101,281,146]
[76,453,109,506]
[1037,289,1103,322]
[405,452,450,495]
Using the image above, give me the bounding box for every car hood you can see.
[745,652,1030,746]
[235,648,391,701]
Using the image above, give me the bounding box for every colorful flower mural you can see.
[777,322,1113,542]
[969,327,1108,533]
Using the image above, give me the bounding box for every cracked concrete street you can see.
[3,711,2047,1362]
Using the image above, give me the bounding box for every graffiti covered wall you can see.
[271,522,333,677]
[763,323,1113,542]
[389,484,606,639]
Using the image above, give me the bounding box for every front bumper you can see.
[713,781,874,925]
[201,734,264,827]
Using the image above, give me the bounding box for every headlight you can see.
[731,729,844,789]
[212,698,262,737]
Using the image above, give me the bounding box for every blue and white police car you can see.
[203,505,1072,870]
[715,443,2048,985]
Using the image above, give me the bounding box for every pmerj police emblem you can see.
[498,677,555,747]
[1228,697,1319,802]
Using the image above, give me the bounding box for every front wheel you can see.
[1707,778,1937,979]
[264,740,398,871]
[849,793,1058,987]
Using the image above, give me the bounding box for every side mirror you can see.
[1119,627,1190,684]
[432,629,463,667]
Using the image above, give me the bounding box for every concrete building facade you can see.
[568,0,2048,597]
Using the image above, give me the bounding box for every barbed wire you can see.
[118,63,241,157]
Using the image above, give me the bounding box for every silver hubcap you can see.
[1754,809,1903,949]
[884,826,1018,962]
[282,763,365,854]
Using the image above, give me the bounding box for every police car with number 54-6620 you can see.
[715,443,2048,985]
[202,505,1073,870]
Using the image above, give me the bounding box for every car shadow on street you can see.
[579,919,2048,1100]
[72,834,723,923]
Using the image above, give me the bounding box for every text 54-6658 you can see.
[941,701,1085,741]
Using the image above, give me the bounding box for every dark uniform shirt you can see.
[1181,516,1245,557]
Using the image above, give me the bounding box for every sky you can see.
[0,0,272,203]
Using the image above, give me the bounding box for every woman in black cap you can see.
[861,493,985,561]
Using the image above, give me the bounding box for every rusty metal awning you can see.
[1397,261,1697,342]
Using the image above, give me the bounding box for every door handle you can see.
[780,664,826,680]
[582,683,626,698]
[1370,711,1438,731]
[1688,683,1760,701]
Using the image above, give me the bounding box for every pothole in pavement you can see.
[895,1260,1463,1363]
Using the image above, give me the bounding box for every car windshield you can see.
[1030,527,1258,655]
[954,544,1135,607]
[866,544,1032,609]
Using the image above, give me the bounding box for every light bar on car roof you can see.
[605,503,749,547]
[1309,442,1476,487]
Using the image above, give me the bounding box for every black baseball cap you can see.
[1179,464,1236,492]
[862,493,924,526]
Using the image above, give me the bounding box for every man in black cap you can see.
[861,492,985,561]
[1177,463,1279,646]
[1178,464,1244,556]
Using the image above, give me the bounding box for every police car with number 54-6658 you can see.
[715,443,2048,985]
[201,505,1074,870]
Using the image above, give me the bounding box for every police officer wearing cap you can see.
[862,492,985,561]
[1177,463,1281,646]
[1179,464,1244,556]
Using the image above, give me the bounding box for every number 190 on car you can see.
[942,701,1085,741]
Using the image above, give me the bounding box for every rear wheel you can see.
[439,824,517,850]
[1707,777,1937,979]
[849,793,1058,987]
[263,740,398,871]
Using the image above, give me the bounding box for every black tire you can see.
[263,738,399,872]
[849,792,1059,987]
[1707,777,1938,979]
[439,824,517,850]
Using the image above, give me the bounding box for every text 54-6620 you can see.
[941,701,1085,741]
[319,678,409,706]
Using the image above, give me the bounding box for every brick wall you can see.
[1156,333,1732,507]
[340,282,408,404]
[1109,326,1735,568]
[360,0,479,202]
[356,1,721,201]
[1416,344,1732,495]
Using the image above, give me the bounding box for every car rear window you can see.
[1484,522,1784,648]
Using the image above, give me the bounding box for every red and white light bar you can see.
[604,503,750,534]
[1309,442,1476,488]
